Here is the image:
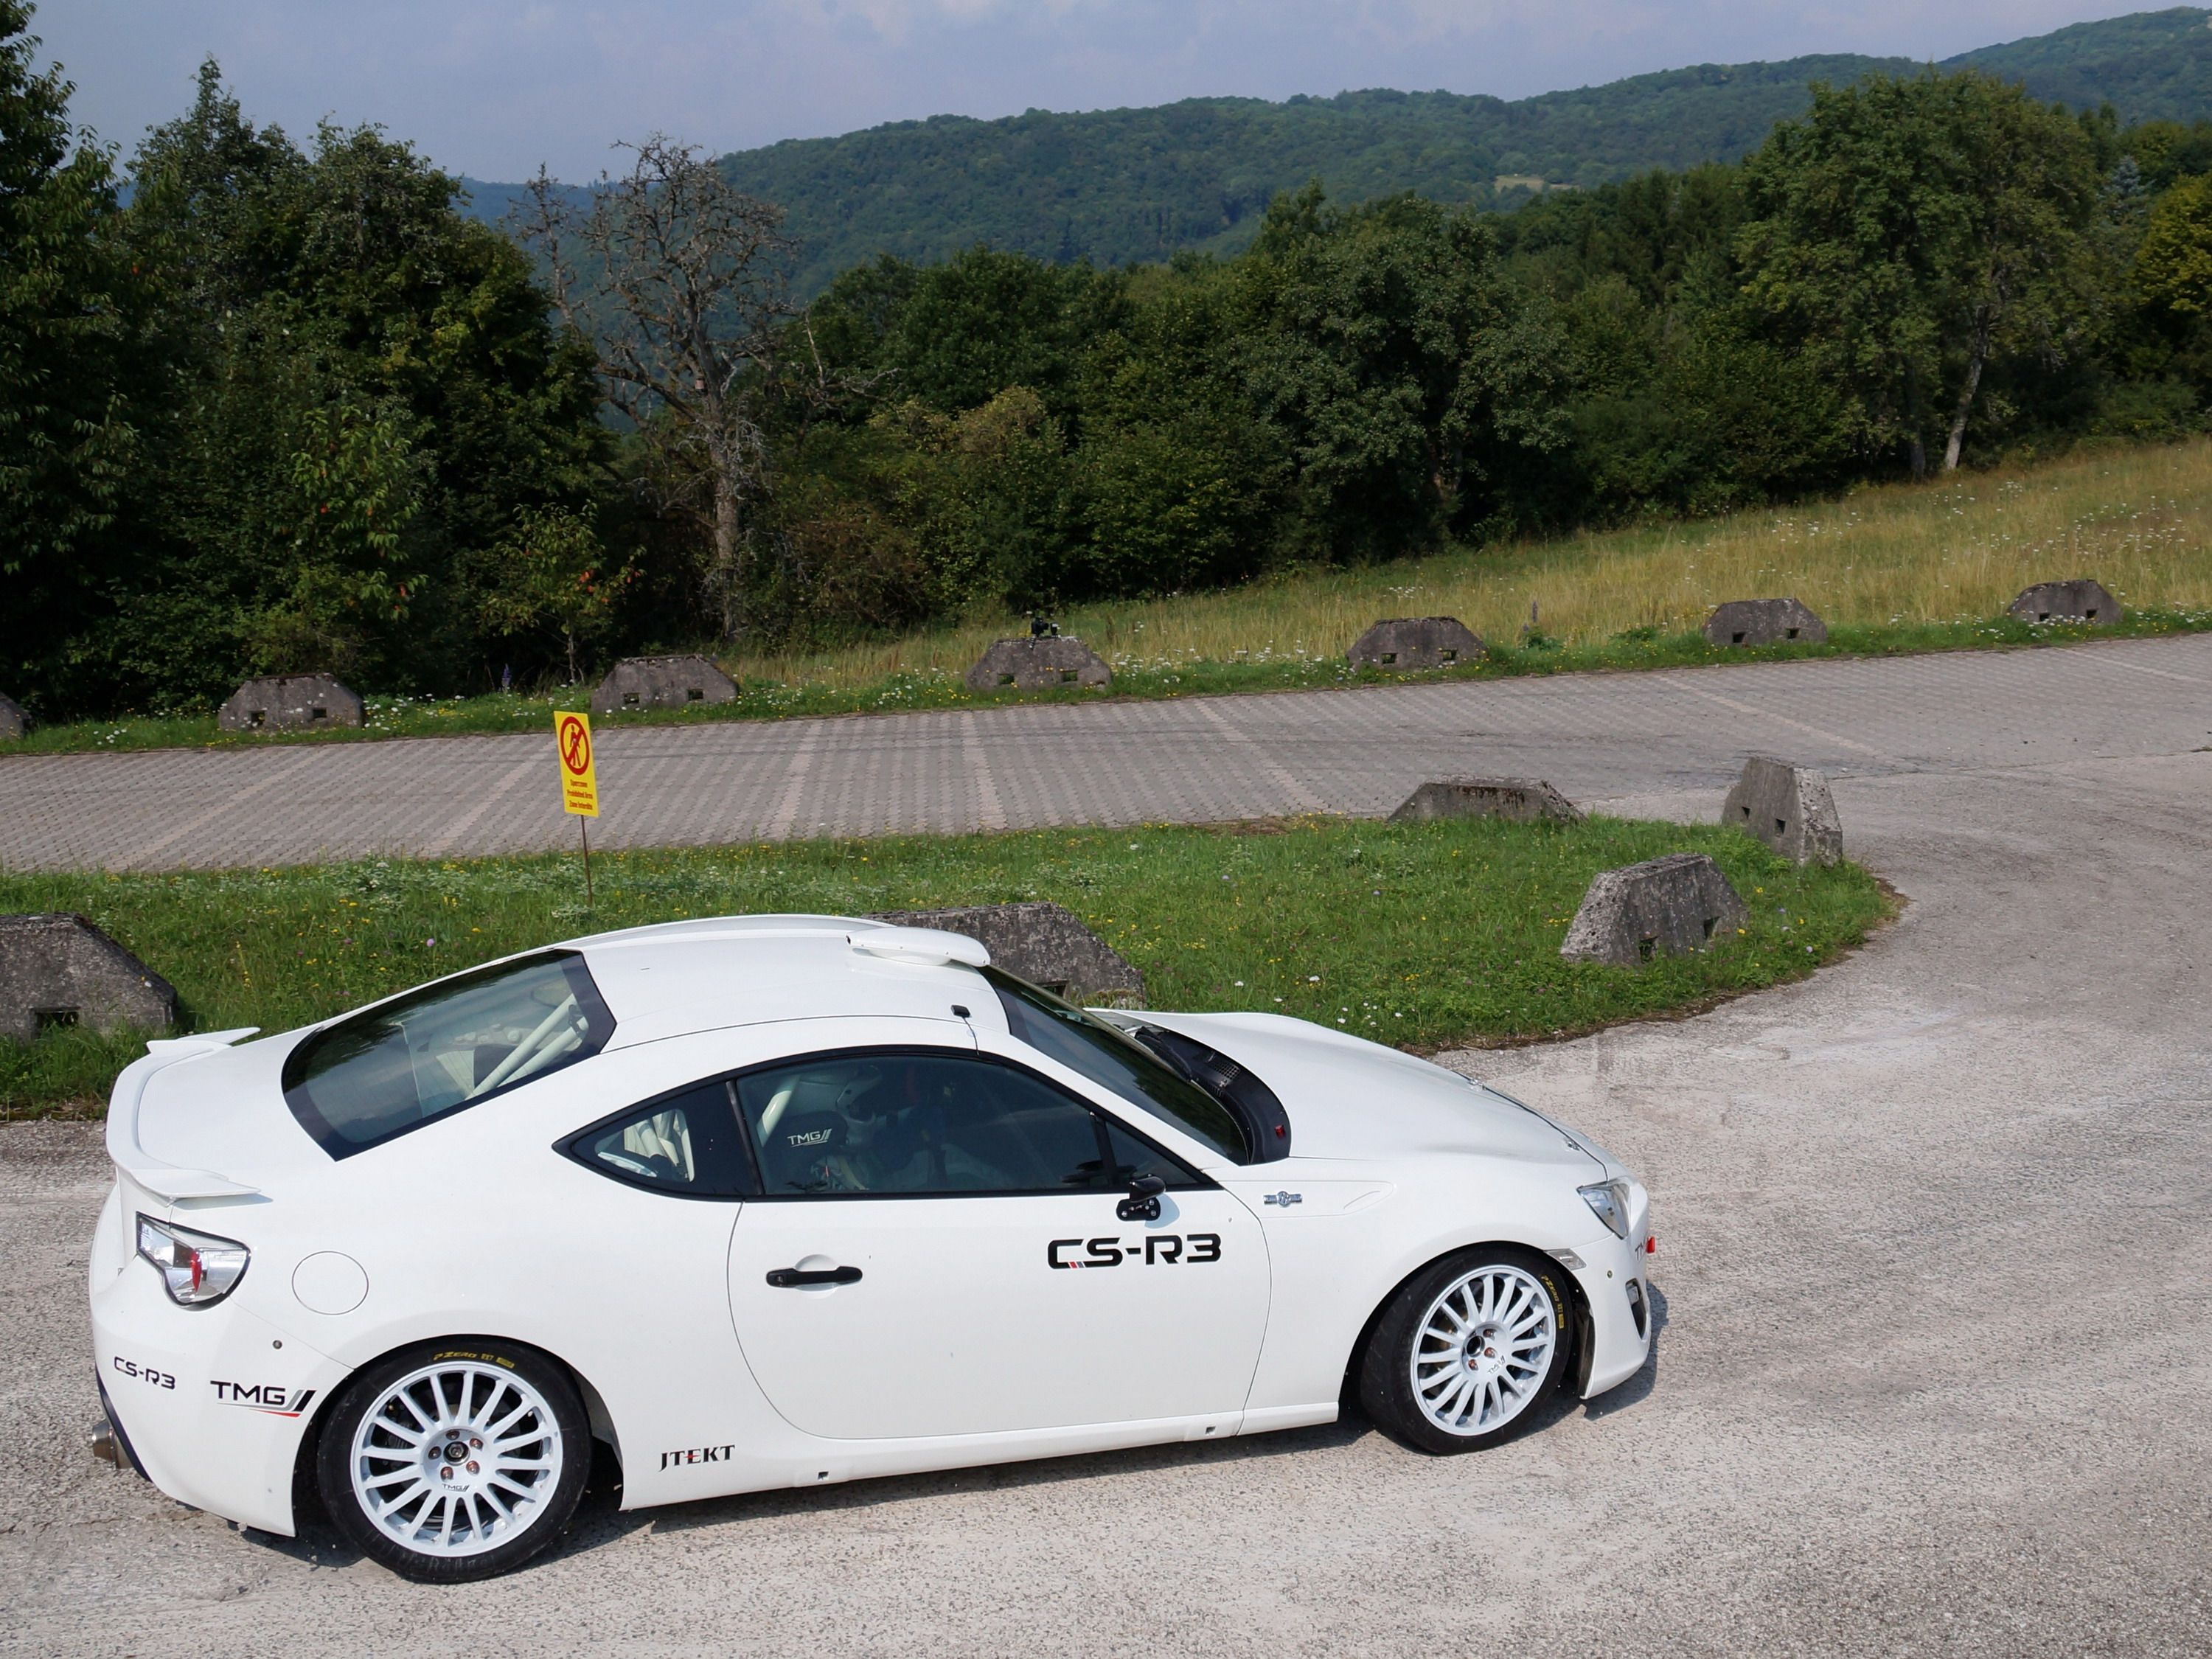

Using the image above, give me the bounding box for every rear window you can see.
[284,952,615,1156]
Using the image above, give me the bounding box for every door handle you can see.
[765,1265,863,1289]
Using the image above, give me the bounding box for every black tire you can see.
[317,1338,589,1583]
[1358,1246,1576,1455]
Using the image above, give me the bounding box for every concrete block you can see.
[2008,580,2120,627]
[1703,598,1827,647]
[216,673,364,733]
[1346,616,1485,671]
[0,914,177,1042]
[1559,853,1747,967]
[591,654,738,714]
[964,637,1112,693]
[870,902,1144,1006]
[0,694,23,740]
[1722,756,1842,866]
[1389,778,1583,825]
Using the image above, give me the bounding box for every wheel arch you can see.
[1338,1238,1590,1409]
[287,1330,624,1531]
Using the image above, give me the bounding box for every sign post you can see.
[554,710,599,906]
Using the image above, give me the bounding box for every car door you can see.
[725,1042,1270,1441]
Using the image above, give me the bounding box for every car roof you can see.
[560,914,993,1048]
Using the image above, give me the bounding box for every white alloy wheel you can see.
[1409,1262,1558,1437]
[348,1360,566,1559]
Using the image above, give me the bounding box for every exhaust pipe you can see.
[91,1378,147,1478]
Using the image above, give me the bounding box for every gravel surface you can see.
[2,754,2208,1655]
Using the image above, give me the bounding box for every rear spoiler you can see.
[105,1029,262,1202]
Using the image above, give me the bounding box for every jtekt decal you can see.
[1047,1234,1222,1269]
[661,1444,737,1470]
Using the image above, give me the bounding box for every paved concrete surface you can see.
[4,634,2211,869]
[1,748,2208,1655]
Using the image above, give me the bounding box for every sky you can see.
[35,1,2173,182]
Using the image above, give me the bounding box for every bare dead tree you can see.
[518,136,796,641]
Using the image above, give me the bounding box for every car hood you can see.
[1136,1011,1604,1174]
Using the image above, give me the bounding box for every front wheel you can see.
[1359,1248,1573,1454]
[316,1339,588,1582]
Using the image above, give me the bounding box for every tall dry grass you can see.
[725,439,2212,689]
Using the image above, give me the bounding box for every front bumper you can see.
[1567,1221,1655,1399]
[88,1186,349,1536]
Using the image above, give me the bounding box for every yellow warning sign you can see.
[554,711,599,818]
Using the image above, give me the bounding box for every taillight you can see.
[135,1214,251,1307]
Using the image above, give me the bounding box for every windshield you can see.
[985,967,1248,1163]
[284,951,614,1156]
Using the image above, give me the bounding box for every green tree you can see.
[1070,262,1287,594]
[1738,70,2103,475]
[0,1,147,710]
[256,400,427,676]
[105,64,608,702]
[1240,187,1568,558]
[2134,171,2212,316]
[472,506,631,683]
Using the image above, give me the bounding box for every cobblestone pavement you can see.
[4,635,2211,870]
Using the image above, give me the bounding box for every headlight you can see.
[136,1214,251,1307]
[1578,1180,1630,1240]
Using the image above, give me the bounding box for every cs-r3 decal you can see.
[210,1380,318,1416]
[111,1354,176,1390]
[1047,1234,1222,1269]
[661,1444,737,1470]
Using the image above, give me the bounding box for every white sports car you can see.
[90,916,1655,1582]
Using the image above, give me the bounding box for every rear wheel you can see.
[317,1340,587,1582]
[1359,1248,1573,1454]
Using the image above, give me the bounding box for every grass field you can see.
[0,814,1888,1118]
[19,437,2211,755]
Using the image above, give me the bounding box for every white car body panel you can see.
[89,917,1655,1537]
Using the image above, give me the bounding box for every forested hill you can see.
[469,7,2212,293]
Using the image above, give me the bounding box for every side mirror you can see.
[1116,1174,1166,1222]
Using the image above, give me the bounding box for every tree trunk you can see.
[1902,361,1927,481]
[713,470,744,642]
[1943,329,1989,473]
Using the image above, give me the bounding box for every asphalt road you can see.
[1,735,2208,1652]
[3,633,2211,869]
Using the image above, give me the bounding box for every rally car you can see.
[90,916,1654,1582]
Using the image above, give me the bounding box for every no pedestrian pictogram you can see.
[555,711,599,818]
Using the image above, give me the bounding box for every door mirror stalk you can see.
[1116,1175,1166,1222]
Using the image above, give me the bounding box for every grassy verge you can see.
[13,437,2212,755]
[0,814,1889,1118]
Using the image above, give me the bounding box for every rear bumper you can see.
[88,1186,349,1537]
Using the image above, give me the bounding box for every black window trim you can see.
[555,1042,1215,1204]
[285,949,616,1161]
[982,966,1254,1165]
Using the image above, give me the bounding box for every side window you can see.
[1102,1120,1195,1189]
[566,1081,757,1198]
[733,1051,1200,1197]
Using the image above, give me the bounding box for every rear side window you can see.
[565,1081,757,1198]
[285,952,615,1157]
